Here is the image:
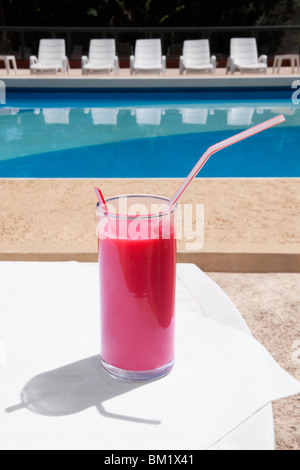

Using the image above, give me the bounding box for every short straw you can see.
[168,114,286,211]
[94,187,108,213]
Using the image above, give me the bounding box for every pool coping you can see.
[0,73,299,89]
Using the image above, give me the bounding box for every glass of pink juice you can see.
[97,194,177,381]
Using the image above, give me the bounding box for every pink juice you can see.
[98,209,176,374]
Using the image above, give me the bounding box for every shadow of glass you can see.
[5,355,160,425]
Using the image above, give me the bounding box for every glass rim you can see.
[96,193,177,220]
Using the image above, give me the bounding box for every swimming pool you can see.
[0,88,299,178]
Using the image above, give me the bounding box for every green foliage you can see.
[1,0,296,27]
[1,0,300,55]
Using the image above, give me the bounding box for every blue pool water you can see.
[0,88,299,178]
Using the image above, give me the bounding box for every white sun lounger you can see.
[179,40,216,74]
[130,39,166,75]
[81,39,119,75]
[30,39,70,75]
[226,38,267,74]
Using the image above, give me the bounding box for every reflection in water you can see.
[0,108,19,116]
[42,108,70,125]
[227,107,254,126]
[1,103,297,131]
[134,108,164,126]
[84,108,119,125]
[0,108,22,142]
[180,108,209,124]
[4,126,23,142]
[0,102,298,177]
[33,108,70,124]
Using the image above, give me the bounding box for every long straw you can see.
[168,114,286,211]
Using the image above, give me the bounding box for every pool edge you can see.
[0,74,299,90]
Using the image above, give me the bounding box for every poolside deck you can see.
[0,67,299,89]
[0,177,299,272]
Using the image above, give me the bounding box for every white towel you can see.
[0,262,299,450]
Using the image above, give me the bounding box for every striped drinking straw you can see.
[168,114,286,212]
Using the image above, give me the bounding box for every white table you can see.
[272,54,300,74]
[0,262,299,451]
[0,55,17,74]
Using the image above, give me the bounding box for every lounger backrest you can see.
[134,39,162,66]
[38,39,66,65]
[88,39,116,65]
[230,38,258,64]
[183,40,210,66]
